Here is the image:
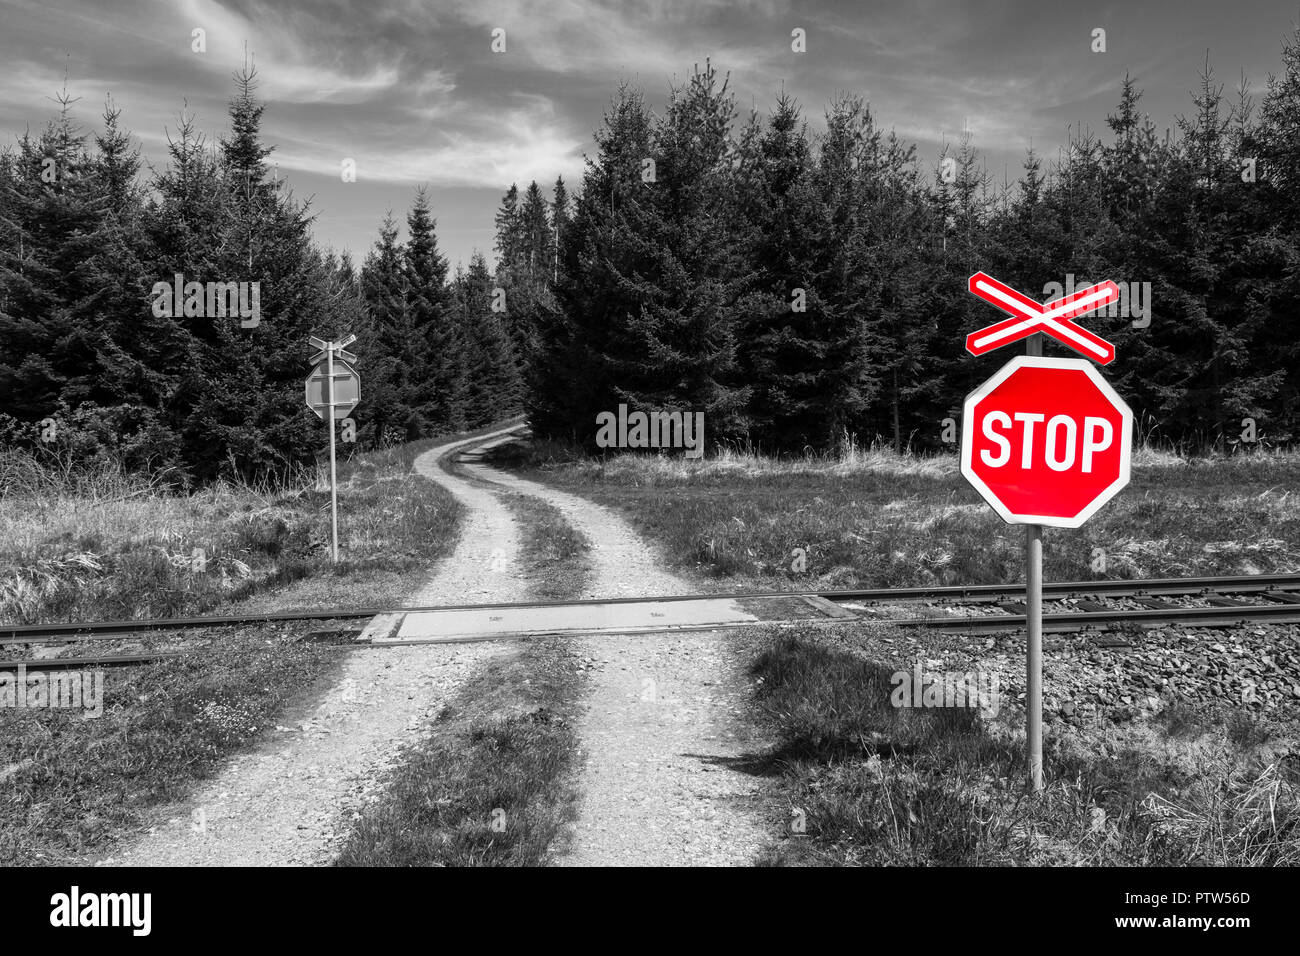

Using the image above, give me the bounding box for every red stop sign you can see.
[961,356,1133,528]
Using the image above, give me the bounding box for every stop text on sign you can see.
[979,412,1113,472]
[960,356,1133,528]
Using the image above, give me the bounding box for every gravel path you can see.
[96,427,524,867]
[96,426,772,866]
[469,467,774,866]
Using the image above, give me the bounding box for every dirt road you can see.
[460,461,773,866]
[99,426,771,866]
[97,427,524,867]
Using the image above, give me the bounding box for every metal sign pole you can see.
[1025,332,1044,792]
[327,341,339,564]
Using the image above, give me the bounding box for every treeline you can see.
[355,172,572,443]
[532,35,1300,452]
[4,30,1300,482]
[0,67,524,484]
[356,193,523,446]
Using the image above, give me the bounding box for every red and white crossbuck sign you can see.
[966,272,1120,365]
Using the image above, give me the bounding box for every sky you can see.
[2,0,1298,271]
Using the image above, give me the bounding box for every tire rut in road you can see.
[97,427,525,867]
[460,462,774,866]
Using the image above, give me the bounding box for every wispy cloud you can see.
[1,0,1294,268]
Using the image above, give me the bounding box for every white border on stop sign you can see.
[959,355,1133,529]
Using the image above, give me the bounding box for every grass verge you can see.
[0,417,523,625]
[489,439,1300,589]
[748,625,1299,866]
[0,419,520,864]
[488,439,1300,866]
[334,488,592,866]
[0,623,348,865]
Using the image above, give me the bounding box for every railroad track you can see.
[2,572,1299,668]
[0,651,186,670]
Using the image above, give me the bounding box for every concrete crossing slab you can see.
[385,597,761,643]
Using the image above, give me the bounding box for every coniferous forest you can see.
[4,29,1300,484]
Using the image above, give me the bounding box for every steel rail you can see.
[0,651,186,669]
[4,572,1300,641]
[11,599,1298,661]
[897,600,1300,635]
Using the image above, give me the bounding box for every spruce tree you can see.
[404,187,465,434]
[551,176,571,282]
[456,251,522,426]
[531,83,656,442]
[611,62,750,444]
[359,213,412,446]
[181,62,322,481]
[735,93,831,450]
[0,88,114,431]
[1259,28,1300,433]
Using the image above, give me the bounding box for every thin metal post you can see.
[327,341,339,563]
[1025,520,1043,791]
[1025,332,1043,791]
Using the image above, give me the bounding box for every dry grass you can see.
[749,627,1299,867]
[333,483,591,866]
[501,439,1300,867]
[0,622,346,865]
[0,429,490,625]
[497,439,1300,589]
[521,435,959,484]
[0,420,518,864]
[332,638,586,867]
[519,435,1300,485]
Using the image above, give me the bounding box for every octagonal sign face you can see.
[305,359,360,421]
[960,356,1133,528]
